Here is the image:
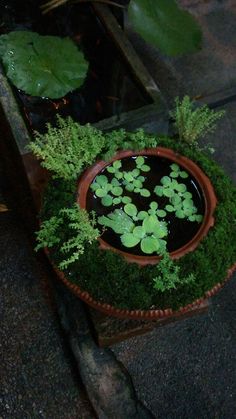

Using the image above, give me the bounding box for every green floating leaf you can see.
[113,160,122,169]
[133,226,146,239]
[176,209,185,218]
[195,214,203,222]
[141,164,151,172]
[138,176,145,182]
[156,209,166,218]
[140,189,151,197]
[182,192,192,199]
[163,189,174,198]
[122,196,132,204]
[125,184,134,192]
[170,171,179,178]
[141,236,160,254]
[124,203,138,218]
[0,31,88,98]
[101,195,113,206]
[171,195,182,205]
[95,175,108,186]
[150,202,158,210]
[124,173,134,182]
[137,211,148,220]
[113,197,121,205]
[152,222,167,239]
[180,171,188,178]
[128,0,202,56]
[132,168,140,177]
[134,179,143,188]
[121,232,140,248]
[135,156,145,167]
[90,183,99,191]
[143,215,158,234]
[161,176,171,186]
[111,178,120,186]
[154,186,163,197]
[115,172,123,180]
[170,163,179,172]
[112,186,123,196]
[95,188,107,198]
[165,204,175,212]
[175,183,187,193]
[98,209,134,234]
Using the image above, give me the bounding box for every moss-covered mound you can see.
[42,137,236,311]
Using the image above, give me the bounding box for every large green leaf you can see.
[128,0,202,56]
[98,209,134,234]
[0,31,88,98]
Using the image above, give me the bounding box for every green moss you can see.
[42,136,236,311]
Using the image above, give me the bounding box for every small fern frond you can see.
[170,96,225,147]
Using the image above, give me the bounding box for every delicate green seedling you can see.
[135,156,151,172]
[90,175,111,198]
[106,160,123,179]
[148,201,166,218]
[123,169,149,196]
[170,163,189,179]
[154,177,187,198]
[112,196,132,206]
[153,251,195,293]
[91,173,124,207]
[165,191,203,222]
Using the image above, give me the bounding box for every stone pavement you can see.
[0,160,95,418]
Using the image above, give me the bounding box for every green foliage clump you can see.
[170,96,225,147]
[29,116,106,180]
[102,128,158,160]
[29,119,160,182]
[153,252,195,292]
[36,203,100,269]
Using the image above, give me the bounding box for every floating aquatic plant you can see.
[121,214,167,254]
[91,155,203,254]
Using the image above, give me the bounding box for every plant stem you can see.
[41,0,126,14]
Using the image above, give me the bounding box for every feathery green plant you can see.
[170,96,225,147]
[102,129,158,161]
[36,204,100,269]
[29,119,160,181]
[153,251,195,292]
[29,116,105,180]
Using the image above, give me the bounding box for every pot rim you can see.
[77,147,217,265]
[45,247,236,319]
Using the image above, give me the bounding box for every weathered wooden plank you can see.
[88,300,209,347]
[94,102,169,134]
[0,64,31,155]
[92,3,167,108]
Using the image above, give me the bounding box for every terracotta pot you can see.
[77,147,217,266]
[45,249,236,320]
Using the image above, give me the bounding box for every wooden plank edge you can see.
[96,300,209,347]
[92,3,167,108]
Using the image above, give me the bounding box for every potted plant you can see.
[29,97,236,319]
